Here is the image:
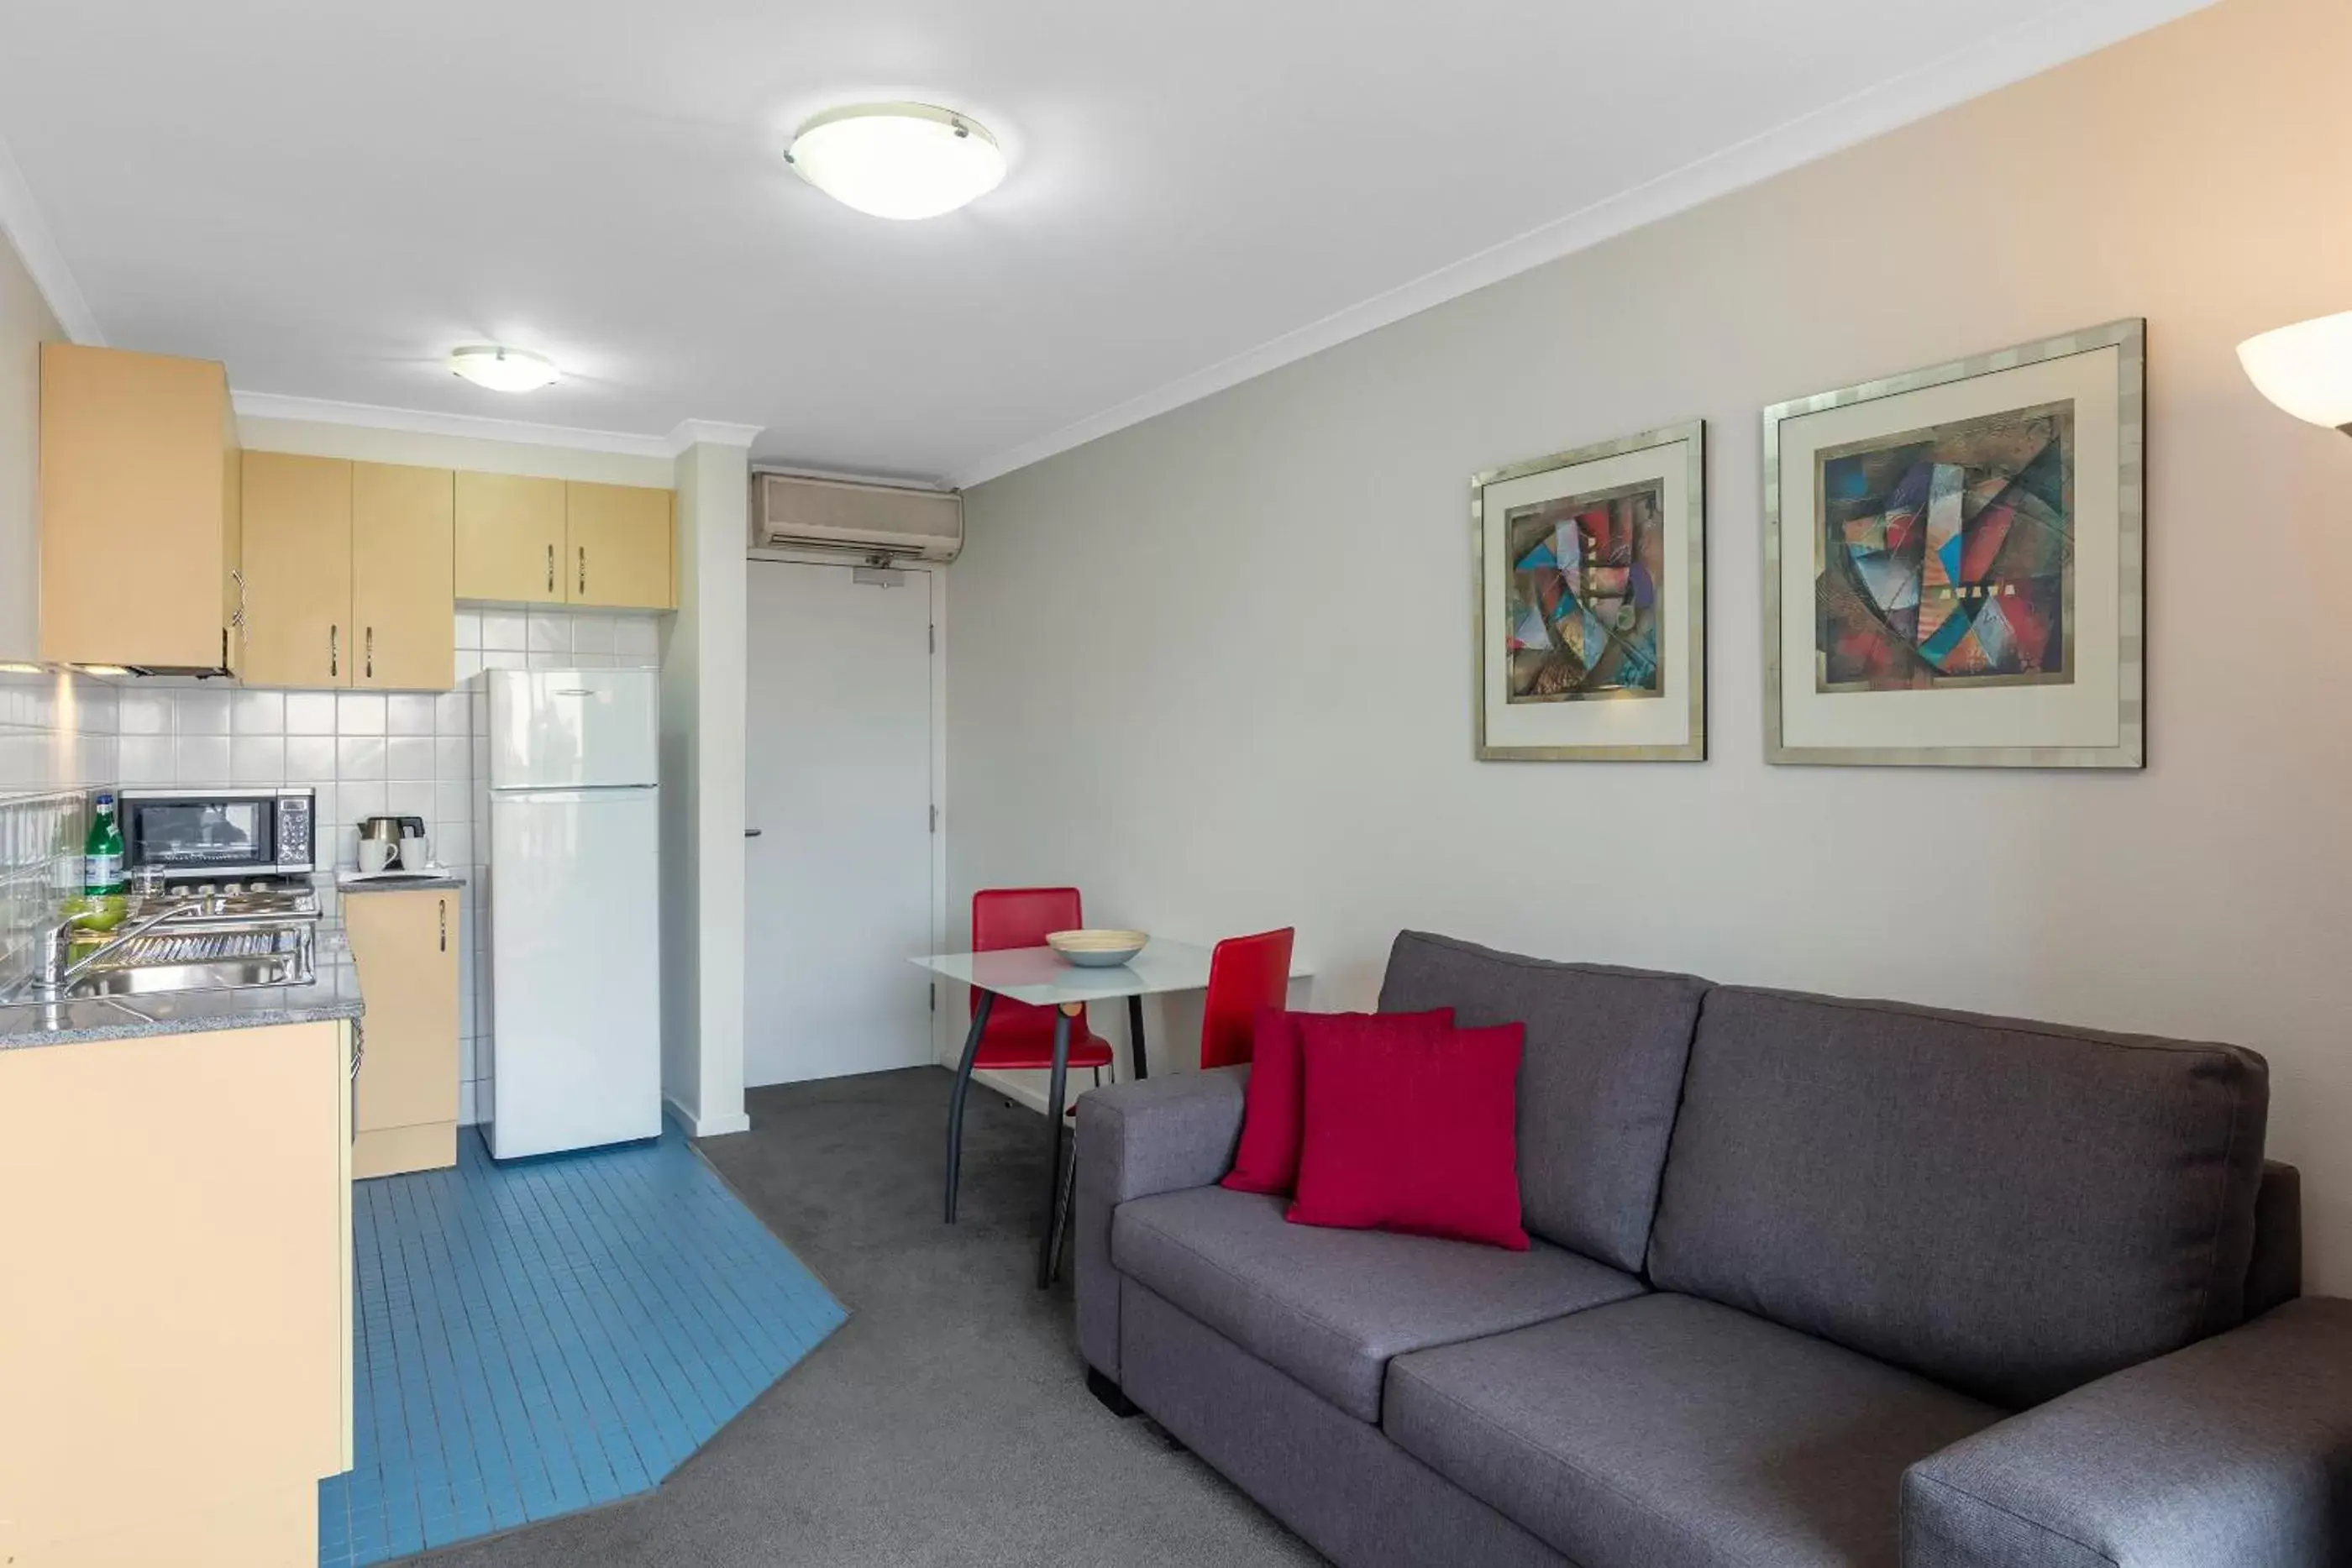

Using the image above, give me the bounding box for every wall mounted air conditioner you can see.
[751,471,963,564]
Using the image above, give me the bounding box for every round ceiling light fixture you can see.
[449,343,560,393]
[785,102,1005,221]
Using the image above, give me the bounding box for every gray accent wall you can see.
[948,0,2352,1290]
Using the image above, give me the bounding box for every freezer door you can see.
[486,788,663,1159]
[487,668,659,790]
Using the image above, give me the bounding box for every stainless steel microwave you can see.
[117,787,318,880]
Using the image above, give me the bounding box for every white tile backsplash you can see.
[233,690,286,735]
[335,734,386,779]
[387,694,436,737]
[336,692,386,736]
[232,734,286,784]
[385,736,435,782]
[175,734,231,784]
[286,691,338,735]
[176,690,232,736]
[480,611,527,653]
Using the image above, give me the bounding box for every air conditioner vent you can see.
[751,472,962,563]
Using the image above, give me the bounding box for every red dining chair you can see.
[943,887,1116,1224]
[1048,926,1295,1278]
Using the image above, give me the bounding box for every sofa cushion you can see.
[1290,1017,1529,1251]
[1376,931,1708,1271]
[1647,986,2270,1409]
[1223,1007,1453,1197]
[1112,1184,1640,1422]
[1386,1293,2002,1568]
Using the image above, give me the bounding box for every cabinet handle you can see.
[578,545,587,596]
[438,899,448,952]
[229,568,248,640]
[546,543,555,593]
[329,625,339,678]
[365,627,375,679]
[350,1019,365,1080]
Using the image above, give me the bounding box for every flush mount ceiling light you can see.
[449,343,560,393]
[785,102,1005,221]
[2238,310,2352,433]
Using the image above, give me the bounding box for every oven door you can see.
[119,791,286,879]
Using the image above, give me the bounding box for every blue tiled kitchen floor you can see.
[318,1118,846,1567]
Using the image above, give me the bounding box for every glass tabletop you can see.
[911,939,1309,1006]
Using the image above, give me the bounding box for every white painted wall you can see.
[659,435,753,1136]
[950,0,2352,1289]
[0,223,62,662]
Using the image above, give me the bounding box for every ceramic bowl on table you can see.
[1046,929,1149,968]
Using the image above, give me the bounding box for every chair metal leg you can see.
[1050,1120,1079,1284]
[1037,1006,1074,1288]
[943,991,994,1225]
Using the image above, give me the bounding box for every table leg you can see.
[944,990,994,1224]
[1126,994,1150,1081]
[1037,1004,1076,1289]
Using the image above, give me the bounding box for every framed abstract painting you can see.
[1471,421,1705,761]
[1762,318,2145,768]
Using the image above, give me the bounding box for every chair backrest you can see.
[1199,927,1295,1069]
[971,887,1083,1033]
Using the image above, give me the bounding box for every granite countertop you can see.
[338,870,468,894]
[0,920,364,1051]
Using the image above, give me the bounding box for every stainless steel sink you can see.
[64,955,312,999]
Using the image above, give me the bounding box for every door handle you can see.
[744,827,764,837]
[365,627,375,680]
[329,625,339,679]
[546,543,555,594]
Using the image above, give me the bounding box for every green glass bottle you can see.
[81,789,126,931]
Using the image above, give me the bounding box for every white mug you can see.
[359,838,394,874]
[403,836,432,871]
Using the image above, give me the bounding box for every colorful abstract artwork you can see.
[1503,480,1665,703]
[1814,402,2074,692]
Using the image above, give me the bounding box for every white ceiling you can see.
[0,0,2204,485]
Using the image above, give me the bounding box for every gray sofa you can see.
[1073,931,2352,1568]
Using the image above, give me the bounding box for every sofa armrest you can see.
[1073,1067,1248,1381]
[1904,1296,2352,1568]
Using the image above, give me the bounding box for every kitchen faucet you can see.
[11,901,204,1004]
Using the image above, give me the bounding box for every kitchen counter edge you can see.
[0,982,364,1051]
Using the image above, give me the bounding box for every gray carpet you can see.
[399,1067,1323,1566]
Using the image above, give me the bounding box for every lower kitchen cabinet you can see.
[346,887,462,1178]
[0,1020,352,1567]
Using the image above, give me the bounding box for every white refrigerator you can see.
[483,668,663,1160]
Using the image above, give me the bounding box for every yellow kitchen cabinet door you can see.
[346,888,461,1177]
[454,471,566,603]
[566,481,674,609]
[39,343,241,671]
[240,451,354,688]
[0,1023,347,1565]
[351,461,455,690]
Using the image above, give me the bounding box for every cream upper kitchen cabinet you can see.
[240,452,353,688]
[39,343,243,673]
[241,456,456,690]
[345,887,461,1179]
[454,472,566,604]
[351,462,456,689]
[565,481,674,610]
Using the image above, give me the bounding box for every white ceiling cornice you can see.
[0,128,102,344]
[947,0,2215,489]
[234,390,763,460]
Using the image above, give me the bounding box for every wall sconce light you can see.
[2238,310,2352,433]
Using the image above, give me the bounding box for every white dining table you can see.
[911,937,1312,1287]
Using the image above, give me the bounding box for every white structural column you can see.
[659,422,760,1136]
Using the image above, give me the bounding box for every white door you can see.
[744,561,935,1086]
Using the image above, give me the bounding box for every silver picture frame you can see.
[1761,318,2145,768]
[1471,420,1707,762]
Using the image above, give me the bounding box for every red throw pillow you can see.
[1221,1006,1453,1196]
[1289,1019,1528,1251]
